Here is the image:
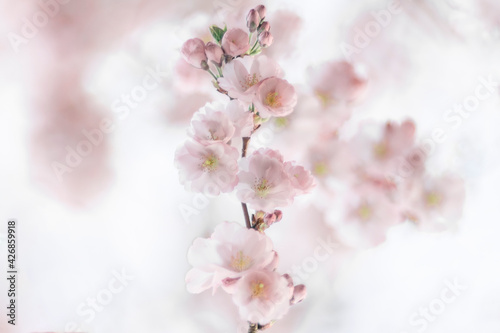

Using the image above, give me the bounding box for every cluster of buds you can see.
[252,209,283,232]
[246,5,273,49]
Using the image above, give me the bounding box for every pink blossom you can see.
[218,55,283,103]
[246,9,260,33]
[232,269,292,325]
[205,42,224,66]
[221,28,250,57]
[223,100,254,138]
[188,105,236,145]
[310,60,368,105]
[284,162,316,195]
[185,222,277,294]
[253,77,297,118]
[258,31,274,48]
[181,38,208,69]
[403,174,465,230]
[236,149,294,212]
[174,141,239,194]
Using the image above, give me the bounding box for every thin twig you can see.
[241,137,252,229]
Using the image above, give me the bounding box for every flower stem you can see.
[241,137,252,229]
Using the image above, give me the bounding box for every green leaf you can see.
[210,25,226,44]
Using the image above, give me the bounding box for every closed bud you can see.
[274,210,283,222]
[258,21,271,33]
[255,4,266,19]
[181,38,208,69]
[205,42,223,66]
[258,31,273,48]
[290,285,307,305]
[246,9,260,33]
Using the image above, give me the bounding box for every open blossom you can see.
[310,60,367,105]
[403,174,465,230]
[185,222,277,294]
[253,77,297,118]
[221,28,250,57]
[188,105,236,145]
[232,269,293,325]
[224,100,254,138]
[181,38,208,69]
[218,55,283,103]
[284,162,315,195]
[174,141,239,194]
[236,149,294,212]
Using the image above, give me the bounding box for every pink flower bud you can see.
[255,4,266,19]
[259,21,270,33]
[258,31,273,48]
[290,284,307,305]
[205,42,223,66]
[246,9,260,33]
[221,28,250,57]
[274,210,283,222]
[282,274,294,288]
[181,38,208,69]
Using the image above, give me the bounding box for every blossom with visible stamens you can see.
[174,141,239,194]
[232,269,292,325]
[185,222,277,294]
[253,77,297,118]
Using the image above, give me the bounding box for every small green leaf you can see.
[210,25,226,44]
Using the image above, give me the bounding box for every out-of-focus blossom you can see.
[309,60,368,105]
[218,55,283,103]
[232,269,292,325]
[253,77,297,118]
[284,162,316,195]
[185,222,277,294]
[237,148,294,212]
[221,28,250,57]
[181,38,208,69]
[223,100,255,138]
[175,141,239,194]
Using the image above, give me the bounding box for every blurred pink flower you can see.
[284,162,316,196]
[224,100,255,138]
[181,38,208,69]
[218,55,283,103]
[253,77,297,118]
[186,222,277,294]
[310,60,368,105]
[232,269,292,325]
[175,141,239,194]
[221,28,250,57]
[236,148,294,212]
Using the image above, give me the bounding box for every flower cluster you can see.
[175,5,314,331]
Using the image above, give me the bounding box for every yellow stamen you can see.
[313,162,328,176]
[373,143,388,159]
[426,192,442,207]
[254,179,270,198]
[265,92,282,108]
[251,282,265,298]
[357,204,372,221]
[231,251,252,271]
[202,155,218,172]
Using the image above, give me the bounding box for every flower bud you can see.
[258,31,273,48]
[255,4,266,19]
[290,284,307,304]
[258,21,270,33]
[246,9,260,33]
[274,210,283,222]
[181,38,208,69]
[205,42,223,66]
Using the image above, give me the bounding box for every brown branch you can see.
[241,137,252,229]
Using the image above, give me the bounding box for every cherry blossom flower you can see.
[188,105,236,145]
[253,77,297,118]
[232,269,293,325]
[223,100,254,138]
[181,38,208,69]
[309,60,368,105]
[221,28,250,57]
[236,149,294,212]
[185,222,277,294]
[205,42,224,66]
[284,162,316,195]
[218,55,283,103]
[174,141,239,194]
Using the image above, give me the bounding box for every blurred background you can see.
[0,0,500,332]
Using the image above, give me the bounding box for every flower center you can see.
[231,251,253,272]
[201,155,219,172]
[208,129,219,141]
[425,192,441,207]
[313,162,328,176]
[374,143,388,158]
[265,91,282,108]
[251,282,266,298]
[357,204,372,221]
[254,178,271,198]
[241,73,260,89]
